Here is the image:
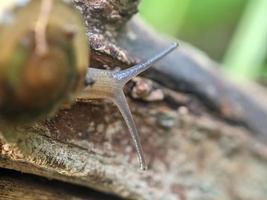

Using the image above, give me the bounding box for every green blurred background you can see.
[139,0,267,84]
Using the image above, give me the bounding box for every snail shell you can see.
[0,0,89,122]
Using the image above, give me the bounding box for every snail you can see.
[0,0,178,170]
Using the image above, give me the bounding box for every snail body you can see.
[0,0,178,170]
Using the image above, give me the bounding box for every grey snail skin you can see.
[0,0,178,170]
[80,43,178,170]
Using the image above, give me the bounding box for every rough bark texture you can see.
[1,0,267,200]
[0,168,121,200]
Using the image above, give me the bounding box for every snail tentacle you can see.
[113,43,178,84]
[81,43,178,170]
[112,90,147,170]
[35,0,53,55]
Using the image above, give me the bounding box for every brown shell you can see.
[0,0,89,122]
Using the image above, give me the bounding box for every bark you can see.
[0,168,121,200]
[1,0,267,200]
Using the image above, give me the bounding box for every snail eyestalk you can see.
[113,43,178,84]
[80,43,178,170]
[35,0,53,55]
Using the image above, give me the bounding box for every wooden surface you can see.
[0,168,121,200]
[1,99,267,199]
